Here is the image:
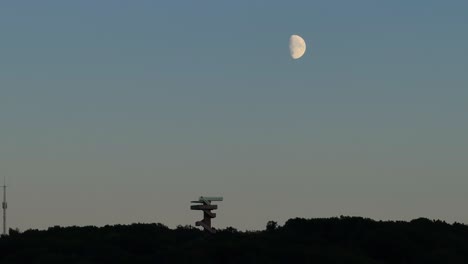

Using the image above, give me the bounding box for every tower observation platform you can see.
[190,196,223,234]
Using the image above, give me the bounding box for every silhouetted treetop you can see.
[1,217,468,263]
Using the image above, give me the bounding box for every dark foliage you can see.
[1,217,468,263]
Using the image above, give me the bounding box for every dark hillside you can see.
[1,217,468,263]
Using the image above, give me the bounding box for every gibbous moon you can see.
[289,35,306,59]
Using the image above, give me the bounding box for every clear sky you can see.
[1,0,467,231]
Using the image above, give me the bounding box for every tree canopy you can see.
[1,217,467,263]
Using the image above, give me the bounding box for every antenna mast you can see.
[2,177,6,236]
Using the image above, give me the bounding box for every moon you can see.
[289,35,306,59]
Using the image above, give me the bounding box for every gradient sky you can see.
[1,0,467,231]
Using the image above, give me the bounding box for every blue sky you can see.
[1,1,467,230]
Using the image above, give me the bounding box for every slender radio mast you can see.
[2,177,6,236]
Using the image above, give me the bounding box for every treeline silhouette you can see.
[1,216,468,263]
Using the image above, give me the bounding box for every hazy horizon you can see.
[1,1,467,231]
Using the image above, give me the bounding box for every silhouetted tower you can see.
[190,196,223,234]
[2,177,7,236]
